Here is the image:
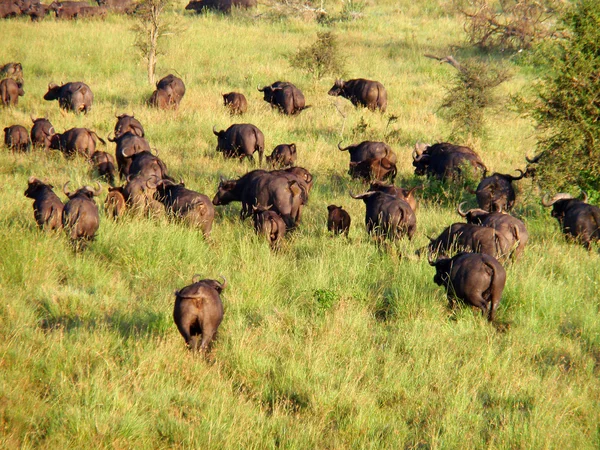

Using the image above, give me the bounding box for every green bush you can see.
[290,31,346,80]
[526,0,600,196]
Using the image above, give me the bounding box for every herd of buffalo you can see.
[2,52,599,352]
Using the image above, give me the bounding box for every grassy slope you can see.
[1,2,599,448]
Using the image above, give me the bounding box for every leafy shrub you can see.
[290,32,346,80]
[524,0,600,196]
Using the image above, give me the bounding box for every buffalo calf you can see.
[0,78,24,106]
[266,143,296,168]
[62,182,101,247]
[30,117,55,150]
[252,206,286,248]
[223,92,247,115]
[4,125,31,151]
[327,205,350,237]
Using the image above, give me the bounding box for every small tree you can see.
[426,54,511,138]
[133,0,174,86]
[526,0,600,196]
[452,0,561,51]
[291,32,345,80]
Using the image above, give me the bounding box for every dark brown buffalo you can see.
[213,123,265,165]
[429,252,506,322]
[266,143,296,168]
[412,142,486,181]
[48,1,88,17]
[122,175,163,215]
[222,92,247,115]
[258,81,309,115]
[127,151,171,182]
[349,157,397,183]
[327,205,350,237]
[50,127,105,158]
[368,181,420,212]
[44,81,93,114]
[105,186,126,218]
[0,78,24,106]
[173,275,226,353]
[0,0,25,18]
[27,1,49,19]
[4,125,30,151]
[62,182,101,246]
[542,192,600,250]
[338,140,397,164]
[30,117,55,149]
[328,78,387,112]
[213,170,306,229]
[149,74,185,109]
[185,0,255,12]
[109,132,151,179]
[252,206,286,249]
[350,191,416,241]
[24,176,64,230]
[95,0,132,12]
[154,179,215,236]
[476,170,525,212]
[91,151,116,185]
[426,222,511,261]
[457,203,529,260]
[114,114,144,138]
[0,63,23,84]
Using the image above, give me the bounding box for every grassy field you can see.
[1,1,599,448]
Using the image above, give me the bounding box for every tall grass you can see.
[0,2,599,448]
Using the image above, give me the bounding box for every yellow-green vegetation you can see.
[1,1,599,448]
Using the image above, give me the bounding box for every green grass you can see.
[1,2,599,448]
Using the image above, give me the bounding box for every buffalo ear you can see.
[288,181,302,197]
[290,144,296,153]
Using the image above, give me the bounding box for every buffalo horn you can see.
[257,85,264,92]
[146,178,158,189]
[107,131,115,142]
[542,193,573,207]
[525,152,544,164]
[457,202,468,218]
[337,141,345,151]
[412,150,428,162]
[30,114,36,123]
[427,250,436,266]
[28,176,38,184]
[63,181,71,197]
[212,125,219,136]
[219,275,227,290]
[349,191,375,199]
[581,190,588,203]
[93,182,102,196]
[511,169,525,180]
[192,274,202,283]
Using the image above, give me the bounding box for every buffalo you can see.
[338,140,397,164]
[48,1,90,18]
[27,2,50,20]
[96,0,133,12]
[62,182,101,246]
[154,179,215,237]
[252,206,286,249]
[30,117,55,150]
[429,252,506,322]
[0,78,24,106]
[213,123,265,165]
[457,203,529,260]
[412,142,486,181]
[426,222,511,261]
[43,82,93,114]
[328,78,387,112]
[327,205,351,237]
[149,74,185,109]
[349,157,397,183]
[258,81,309,115]
[122,175,163,215]
[173,275,226,353]
[50,127,105,158]
[0,63,23,84]
[113,114,144,138]
[542,192,600,250]
[476,170,525,212]
[4,125,30,151]
[127,151,171,182]
[266,143,296,168]
[213,170,307,229]
[24,177,64,230]
[222,92,247,115]
[91,151,116,185]
[368,181,420,212]
[185,0,256,13]
[105,186,126,219]
[350,191,416,241]
[109,132,151,179]
[0,0,28,18]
